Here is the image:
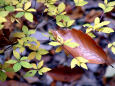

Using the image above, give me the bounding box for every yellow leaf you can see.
[13,32,25,38]
[55,46,62,53]
[15,8,24,11]
[94,17,100,25]
[13,51,20,59]
[28,52,36,60]
[87,32,96,38]
[38,60,44,69]
[108,43,112,48]
[81,63,88,70]
[71,58,77,69]
[57,35,63,44]
[58,2,65,13]
[111,47,115,54]
[27,8,36,12]
[24,2,31,10]
[77,57,88,63]
[99,27,114,33]
[104,0,108,4]
[98,3,106,10]
[32,63,37,69]
[49,42,61,46]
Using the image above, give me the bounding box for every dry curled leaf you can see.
[51,28,110,64]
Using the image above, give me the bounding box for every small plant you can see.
[0,0,115,82]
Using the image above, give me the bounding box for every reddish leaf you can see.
[51,29,110,64]
[47,65,84,82]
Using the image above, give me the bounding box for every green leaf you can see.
[99,27,114,33]
[19,47,25,53]
[22,25,28,34]
[28,52,36,60]
[0,11,9,17]
[20,57,28,61]
[49,42,61,46]
[24,12,33,22]
[4,68,14,72]
[71,58,77,69]
[58,2,65,13]
[38,67,51,75]
[15,12,24,18]
[13,51,20,59]
[67,20,75,27]
[38,49,48,55]
[36,53,42,60]
[64,42,79,48]
[24,2,31,10]
[24,70,37,77]
[20,61,32,68]
[81,63,88,70]
[5,6,15,12]
[28,30,36,35]
[13,63,21,72]
[6,60,17,64]
[38,60,44,69]
[77,57,88,63]
[13,32,25,38]
[0,71,7,82]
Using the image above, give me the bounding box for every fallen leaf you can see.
[51,28,110,64]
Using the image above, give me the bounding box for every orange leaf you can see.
[51,28,109,64]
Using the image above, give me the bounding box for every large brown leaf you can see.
[52,29,110,64]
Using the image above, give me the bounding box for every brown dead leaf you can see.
[85,10,101,23]
[47,65,84,82]
[51,29,110,64]
[67,7,84,20]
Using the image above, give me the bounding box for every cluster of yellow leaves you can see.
[83,17,114,38]
[99,0,115,13]
[6,25,50,77]
[15,2,36,22]
[49,35,79,53]
[71,57,88,69]
[19,60,51,77]
[108,42,115,54]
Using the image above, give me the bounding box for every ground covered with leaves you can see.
[0,0,115,86]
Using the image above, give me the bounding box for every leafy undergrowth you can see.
[0,0,115,86]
